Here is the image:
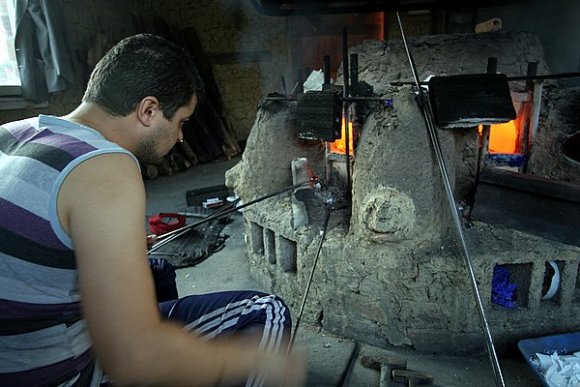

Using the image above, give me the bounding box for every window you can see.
[0,0,19,89]
[0,0,66,109]
[0,0,43,109]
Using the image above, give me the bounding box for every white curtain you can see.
[14,0,74,103]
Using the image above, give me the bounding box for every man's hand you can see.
[218,344,306,387]
[263,349,307,387]
[146,234,157,250]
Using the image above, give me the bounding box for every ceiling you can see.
[252,0,527,16]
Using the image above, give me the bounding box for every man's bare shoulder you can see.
[78,152,140,177]
[57,152,144,236]
[65,152,141,191]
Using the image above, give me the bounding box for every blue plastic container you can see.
[518,331,580,386]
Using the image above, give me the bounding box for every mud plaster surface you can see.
[226,31,580,353]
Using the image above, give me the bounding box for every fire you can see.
[489,120,519,154]
[478,120,520,154]
[330,117,354,155]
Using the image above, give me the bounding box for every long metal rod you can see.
[149,180,314,253]
[336,340,360,387]
[342,27,352,201]
[395,12,506,387]
[265,96,392,102]
[288,207,332,352]
[390,70,580,86]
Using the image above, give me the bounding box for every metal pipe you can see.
[288,207,332,352]
[265,96,392,102]
[323,55,331,90]
[325,141,333,187]
[149,180,315,253]
[525,79,544,173]
[390,70,580,86]
[349,53,359,98]
[342,27,352,201]
[525,62,538,92]
[474,57,498,198]
[251,0,515,17]
[521,62,539,173]
[336,341,360,387]
[395,12,506,387]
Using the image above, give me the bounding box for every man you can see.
[0,34,303,386]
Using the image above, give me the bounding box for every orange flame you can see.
[330,117,354,155]
[478,120,520,154]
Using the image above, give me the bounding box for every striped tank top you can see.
[0,115,138,386]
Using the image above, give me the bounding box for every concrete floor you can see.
[144,156,542,387]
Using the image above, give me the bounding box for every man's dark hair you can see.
[83,34,203,120]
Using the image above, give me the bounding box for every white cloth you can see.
[534,351,580,387]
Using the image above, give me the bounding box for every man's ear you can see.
[136,96,160,127]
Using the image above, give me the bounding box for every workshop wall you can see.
[475,0,580,87]
[141,0,291,145]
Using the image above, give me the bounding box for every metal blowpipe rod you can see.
[149,179,316,253]
[395,12,506,387]
[288,207,332,352]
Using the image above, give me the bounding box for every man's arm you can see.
[58,153,289,386]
